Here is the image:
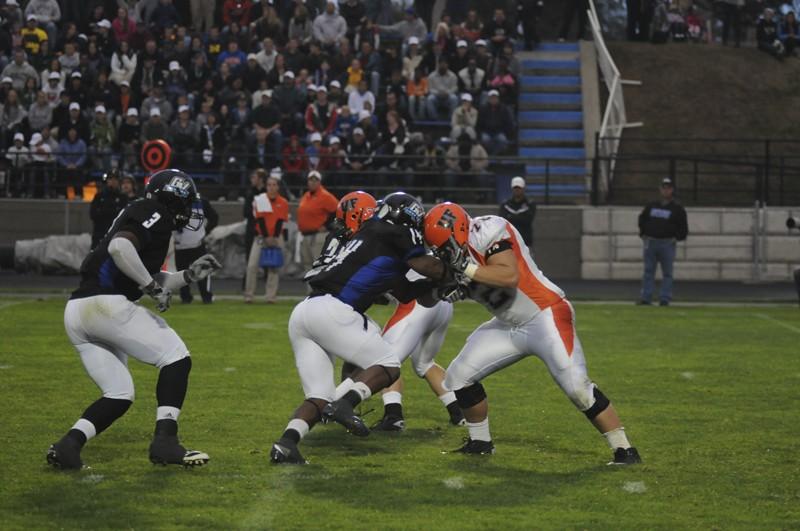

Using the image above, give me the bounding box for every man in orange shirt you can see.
[297,170,338,273]
[245,168,290,303]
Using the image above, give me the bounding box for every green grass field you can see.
[1,298,799,530]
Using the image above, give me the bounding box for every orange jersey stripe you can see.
[504,222,562,310]
[383,300,416,333]
[550,299,575,356]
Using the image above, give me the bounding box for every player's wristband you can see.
[463,263,479,280]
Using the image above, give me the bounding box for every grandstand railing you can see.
[3,147,799,207]
[598,137,800,206]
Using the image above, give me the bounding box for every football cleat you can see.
[450,437,495,455]
[149,435,209,467]
[371,414,406,432]
[269,438,307,465]
[322,400,370,437]
[608,447,642,466]
[46,436,84,470]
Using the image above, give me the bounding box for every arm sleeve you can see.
[391,278,438,304]
[638,206,648,235]
[107,236,154,288]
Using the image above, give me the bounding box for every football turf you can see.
[1,298,798,530]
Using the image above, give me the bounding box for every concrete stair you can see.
[516,42,588,202]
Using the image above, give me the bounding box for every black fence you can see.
[4,138,800,206]
[599,137,800,207]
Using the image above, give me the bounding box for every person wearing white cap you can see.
[42,69,64,106]
[305,83,338,140]
[450,93,478,140]
[1,49,38,92]
[20,13,48,56]
[6,132,31,196]
[344,126,373,175]
[401,36,423,80]
[56,100,90,144]
[169,104,200,167]
[499,177,536,248]
[312,1,347,48]
[243,53,267,93]
[90,104,115,171]
[141,107,170,144]
[346,77,375,116]
[452,39,471,73]
[118,107,141,170]
[477,88,514,155]
[24,0,61,44]
[296,169,339,273]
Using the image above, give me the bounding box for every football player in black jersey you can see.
[270,193,451,464]
[47,169,222,470]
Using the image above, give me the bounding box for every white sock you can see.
[334,378,354,400]
[603,427,631,450]
[286,418,310,441]
[466,417,491,442]
[351,381,372,402]
[438,391,457,406]
[72,418,97,441]
[156,406,181,422]
[382,391,402,405]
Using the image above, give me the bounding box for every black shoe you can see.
[270,438,307,464]
[180,296,193,304]
[322,400,370,437]
[371,414,405,431]
[451,437,495,455]
[46,436,83,470]
[149,435,209,467]
[609,447,642,465]
[636,300,652,306]
[201,296,213,304]
[659,300,670,307]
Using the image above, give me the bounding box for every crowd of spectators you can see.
[0,0,533,199]
[627,0,800,56]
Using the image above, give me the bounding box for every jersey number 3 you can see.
[142,212,162,228]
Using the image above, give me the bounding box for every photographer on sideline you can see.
[637,178,688,306]
[788,216,800,306]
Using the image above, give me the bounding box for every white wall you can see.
[581,206,800,281]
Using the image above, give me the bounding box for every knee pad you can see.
[455,383,487,410]
[582,387,611,420]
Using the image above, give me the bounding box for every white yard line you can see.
[0,301,25,311]
[753,313,800,334]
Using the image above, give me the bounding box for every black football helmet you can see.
[145,169,203,230]
[374,192,425,229]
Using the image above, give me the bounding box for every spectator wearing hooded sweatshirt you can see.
[312,1,347,50]
[2,49,39,92]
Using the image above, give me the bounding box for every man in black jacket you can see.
[637,178,689,306]
[499,176,536,248]
[89,170,127,248]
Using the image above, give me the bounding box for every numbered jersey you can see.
[306,219,426,314]
[71,198,175,302]
[465,215,564,326]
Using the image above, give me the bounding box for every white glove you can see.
[142,280,171,313]
[437,284,468,303]
[184,254,223,283]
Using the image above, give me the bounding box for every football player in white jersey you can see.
[423,202,641,465]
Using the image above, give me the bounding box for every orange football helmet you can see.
[423,202,470,253]
[336,191,377,235]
